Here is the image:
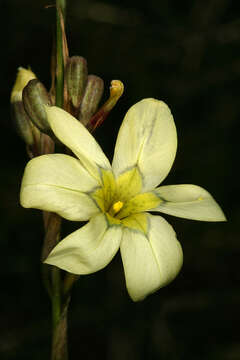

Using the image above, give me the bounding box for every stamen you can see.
[87,80,124,131]
[109,201,124,216]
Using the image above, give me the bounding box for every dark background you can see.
[1,0,238,359]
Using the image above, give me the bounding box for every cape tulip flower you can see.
[20,99,226,301]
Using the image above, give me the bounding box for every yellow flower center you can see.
[90,167,162,233]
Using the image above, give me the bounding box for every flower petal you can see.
[45,106,111,183]
[112,99,177,192]
[153,184,226,221]
[44,213,122,274]
[20,154,99,221]
[120,214,183,301]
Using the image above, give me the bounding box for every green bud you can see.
[40,133,55,156]
[11,100,40,146]
[11,67,36,103]
[23,79,52,134]
[65,56,88,109]
[78,75,104,126]
[11,67,41,147]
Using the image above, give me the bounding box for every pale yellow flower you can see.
[20,99,226,301]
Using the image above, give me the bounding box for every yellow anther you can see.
[110,80,124,98]
[88,80,124,131]
[198,196,203,201]
[111,201,124,215]
[103,80,124,112]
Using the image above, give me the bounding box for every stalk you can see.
[50,1,68,359]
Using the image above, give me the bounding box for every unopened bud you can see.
[78,75,104,126]
[65,56,88,109]
[40,133,55,156]
[11,101,40,146]
[23,79,52,134]
[11,67,40,146]
[87,80,124,132]
[11,67,36,103]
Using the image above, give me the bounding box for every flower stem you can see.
[55,0,66,107]
[52,266,62,331]
[63,273,79,297]
[51,293,70,360]
[57,0,66,19]
[44,215,69,360]
[51,267,69,360]
[49,3,68,359]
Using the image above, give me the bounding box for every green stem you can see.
[57,0,66,19]
[49,227,69,360]
[63,273,79,297]
[52,267,62,331]
[55,0,66,107]
[50,3,68,359]
[53,0,66,319]
[51,265,69,360]
[51,297,70,360]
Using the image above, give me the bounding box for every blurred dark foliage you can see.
[0,0,239,359]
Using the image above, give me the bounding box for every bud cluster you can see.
[65,56,104,123]
[65,55,124,132]
[11,55,123,158]
[11,68,54,157]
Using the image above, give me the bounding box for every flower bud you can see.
[40,133,55,156]
[65,56,88,109]
[11,67,36,103]
[78,75,104,126]
[11,101,40,146]
[11,67,40,146]
[23,79,52,134]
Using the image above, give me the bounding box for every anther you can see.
[109,201,124,216]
